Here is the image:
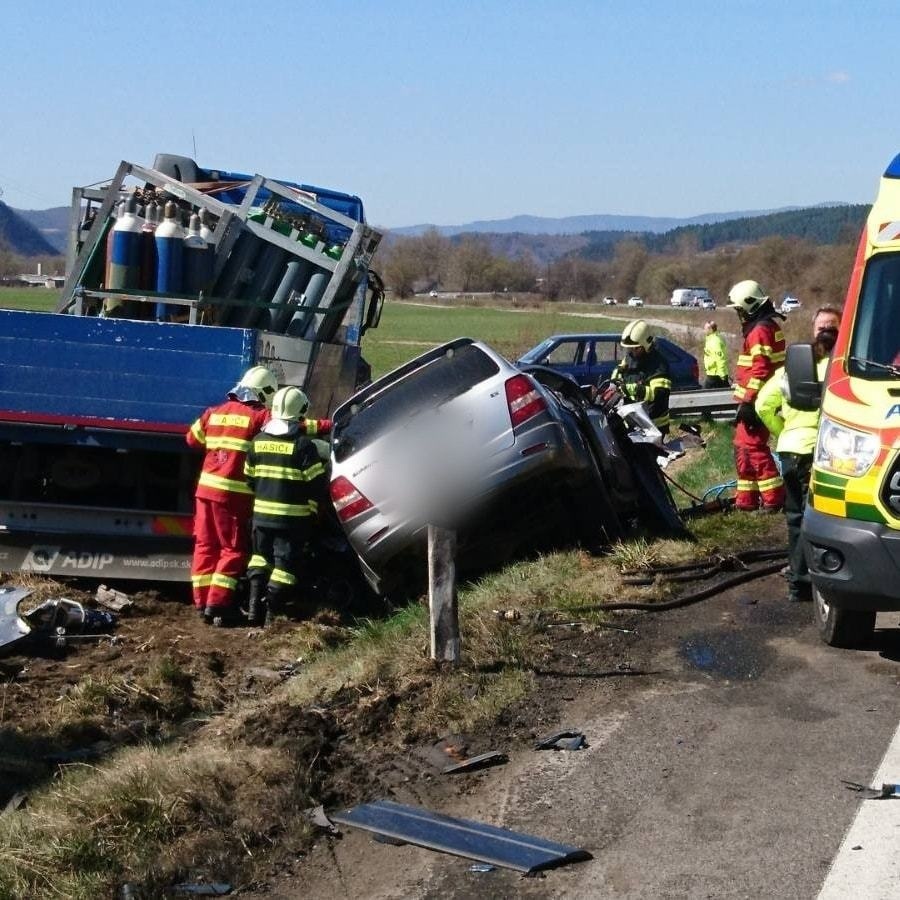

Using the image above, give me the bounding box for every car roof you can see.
[537,333,673,342]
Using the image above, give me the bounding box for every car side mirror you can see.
[784,343,821,411]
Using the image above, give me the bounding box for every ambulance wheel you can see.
[813,586,875,649]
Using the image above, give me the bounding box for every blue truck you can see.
[0,154,383,581]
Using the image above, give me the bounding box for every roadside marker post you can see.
[428,525,460,664]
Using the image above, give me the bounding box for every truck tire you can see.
[813,585,875,648]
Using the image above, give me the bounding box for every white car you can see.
[781,296,801,313]
[627,296,643,307]
[602,296,617,306]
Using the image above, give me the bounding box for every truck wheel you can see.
[813,585,875,648]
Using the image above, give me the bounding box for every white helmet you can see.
[621,319,653,351]
[727,280,769,317]
[270,386,309,422]
[230,366,278,407]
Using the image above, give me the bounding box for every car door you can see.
[591,337,619,383]
[542,338,585,381]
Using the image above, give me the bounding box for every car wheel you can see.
[813,585,875,648]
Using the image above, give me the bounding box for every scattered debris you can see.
[841,779,900,800]
[303,805,340,835]
[442,751,508,774]
[95,584,134,612]
[330,799,592,873]
[24,598,116,635]
[0,586,33,655]
[1,791,27,817]
[494,608,521,622]
[469,863,496,873]
[534,730,587,751]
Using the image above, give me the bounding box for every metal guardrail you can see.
[670,388,737,417]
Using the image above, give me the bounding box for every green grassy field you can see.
[0,288,61,312]
[362,301,623,377]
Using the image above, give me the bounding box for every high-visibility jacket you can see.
[244,423,327,528]
[755,359,829,455]
[733,315,785,405]
[703,332,729,379]
[186,399,270,502]
[612,346,672,432]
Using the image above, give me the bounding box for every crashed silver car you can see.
[329,338,683,595]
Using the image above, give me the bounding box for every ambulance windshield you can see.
[849,253,900,377]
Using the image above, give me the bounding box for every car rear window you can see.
[333,343,501,460]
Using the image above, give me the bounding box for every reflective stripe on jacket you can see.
[612,346,672,430]
[703,333,729,379]
[733,316,785,404]
[186,399,270,502]
[754,359,828,455]
[245,426,327,527]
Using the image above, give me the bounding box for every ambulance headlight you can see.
[815,416,879,477]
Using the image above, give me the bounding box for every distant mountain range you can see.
[0,202,59,256]
[387,204,854,238]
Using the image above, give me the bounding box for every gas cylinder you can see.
[198,208,215,245]
[139,201,159,294]
[183,212,213,296]
[102,199,125,293]
[155,201,185,321]
[323,241,344,261]
[285,270,329,337]
[103,194,143,317]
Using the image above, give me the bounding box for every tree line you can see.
[379,225,860,307]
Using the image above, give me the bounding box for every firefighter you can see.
[727,279,786,511]
[702,320,730,388]
[755,307,841,600]
[611,319,673,436]
[244,387,327,626]
[186,365,276,624]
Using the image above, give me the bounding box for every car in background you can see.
[780,296,801,313]
[627,296,644,307]
[516,332,701,391]
[700,298,716,310]
[602,296,618,305]
[329,338,683,596]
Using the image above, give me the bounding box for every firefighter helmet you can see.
[230,366,278,407]
[727,280,769,316]
[271,386,309,422]
[620,319,653,350]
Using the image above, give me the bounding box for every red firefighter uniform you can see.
[186,398,270,612]
[733,316,786,510]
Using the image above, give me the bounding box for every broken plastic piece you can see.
[96,584,133,612]
[469,863,496,873]
[0,587,33,655]
[304,804,340,834]
[330,799,591,873]
[442,751,508,774]
[533,730,587,751]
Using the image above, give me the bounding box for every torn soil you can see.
[0,513,786,897]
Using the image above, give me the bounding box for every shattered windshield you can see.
[849,253,900,378]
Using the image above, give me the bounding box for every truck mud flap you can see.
[0,533,191,582]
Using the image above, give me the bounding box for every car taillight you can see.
[330,476,373,522]
[505,374,547,428]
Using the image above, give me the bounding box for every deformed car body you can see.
[516,333,700,390]
[329,338,684,595]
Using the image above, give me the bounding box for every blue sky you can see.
[1,1,896,227]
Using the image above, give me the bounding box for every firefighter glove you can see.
[735,402,761,428]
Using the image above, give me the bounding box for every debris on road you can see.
[95,584,134,612]
[442,751,508,774]
[0,586,33,655]
[304,805,340,835]
[329,799,592,873]
[469,863,496,873]
[841,779,900,800]
[534,730,587,751]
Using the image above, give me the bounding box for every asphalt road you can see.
[290,574,900,899]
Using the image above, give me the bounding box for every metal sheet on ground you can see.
[329,799,592,873]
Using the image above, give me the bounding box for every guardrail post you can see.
[428,525,460,665]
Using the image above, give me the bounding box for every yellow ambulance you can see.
[790,153,900,647]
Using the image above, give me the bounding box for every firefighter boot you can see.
[264,592,280,628]
[246,578,266,627]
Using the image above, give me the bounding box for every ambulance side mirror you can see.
[784,343,821,411]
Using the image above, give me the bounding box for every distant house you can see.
[12,273,65,288]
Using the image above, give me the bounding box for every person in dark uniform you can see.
[611,319,673,436]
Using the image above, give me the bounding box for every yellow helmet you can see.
[727,280,769,317]
[270,386,309,421]
[621,319,653,351]
[231,365,278,407]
